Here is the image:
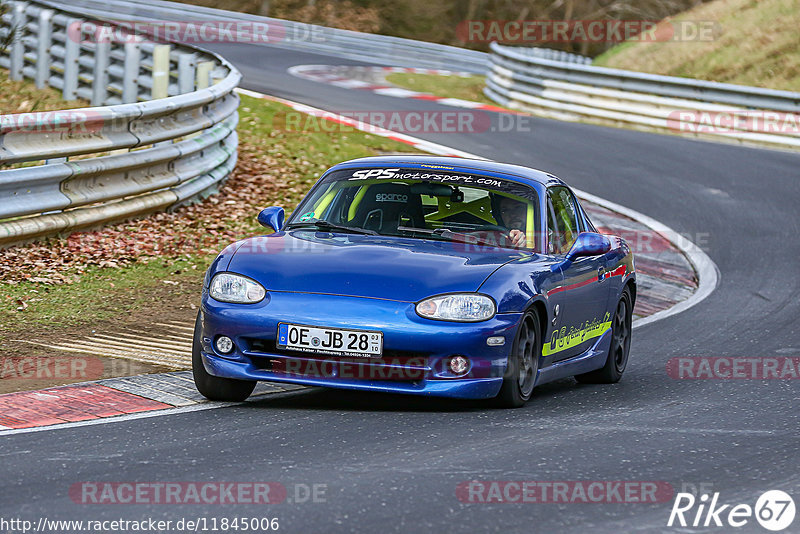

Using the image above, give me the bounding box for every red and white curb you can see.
[288,64,515,113]
[0,383,170,430]
[0,87,718,435]
[237,86,718,330]
[238,88,480,158]
[0,371,304,433]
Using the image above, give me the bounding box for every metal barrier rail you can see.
[47,0,489,74]
[485,43,800,149]
[0,0,240,246]
[53,0,800,150]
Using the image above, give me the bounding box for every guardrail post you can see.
[9,2,26,80]
[34,8,53,88]
[61,17,80,100]
[122,41,141,103]
[151,44,170,99]
[177,52,196,94]
[196,60,213,89]
[91,38,110,106]
[0,1,242,246]
[211,67,225,86]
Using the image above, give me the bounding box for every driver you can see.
[495,195,528,247]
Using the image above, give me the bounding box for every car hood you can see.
[225,231,534,302]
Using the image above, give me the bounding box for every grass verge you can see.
[593,0,799,91]
[384,72,496,105]
[0,69,88,114]
[0,93,417,349]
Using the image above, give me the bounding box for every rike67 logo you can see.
[668,490,795,531]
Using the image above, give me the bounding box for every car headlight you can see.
[209,273,266,304]
[416,293,496,322]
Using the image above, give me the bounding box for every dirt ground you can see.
[0,275,200,394]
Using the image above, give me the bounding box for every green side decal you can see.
[299,211,315,222]
[542,312,612,357]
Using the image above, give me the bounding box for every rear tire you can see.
[575,287,632,384]
[192,311,256,401]
[495,309,541,408]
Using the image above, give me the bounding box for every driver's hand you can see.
[508,229,526,247]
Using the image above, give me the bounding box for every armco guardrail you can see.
[0,0,240,246]
[49,0,489,74]
[486,42,800,149]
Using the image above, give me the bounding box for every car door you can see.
[544,187,611,362]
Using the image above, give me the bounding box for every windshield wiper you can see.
[397,226,453,237]
[397,226,503,249]
[284,220,378,235]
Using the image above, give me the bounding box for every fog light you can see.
[487,336,505,346]
[215,336,234,354]
[448,355,470,375]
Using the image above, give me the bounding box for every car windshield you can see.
[285,167,540,250]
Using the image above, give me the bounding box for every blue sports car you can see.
[193,156,635,407]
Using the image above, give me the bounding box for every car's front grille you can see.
[244,337,429,361]
[243,337,430,382]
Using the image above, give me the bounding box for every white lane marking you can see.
[19,323,196,370]
[236,88,482,159]
[242,86,719,329]
[123,325,194,338]
[372,87,424,98]
[88,335,192,352]
[333,79,376,89]
[573,189,720,329]
[117,332,193,343]
[97,333,192,348]
[62,338,188,358]
[3,89,719,435]
[0,402,236,436]
[155,323,195,332]
[436,97,486,108]
[17,340,190,367]
[0,390,303,437]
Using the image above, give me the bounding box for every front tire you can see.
[192,311,256,401]
[495,309,541,408]
[575,287,632,384]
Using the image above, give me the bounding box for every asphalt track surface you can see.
[4,31,800,534]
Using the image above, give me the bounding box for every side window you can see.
[547,187,580,254]
[546,199,559,254]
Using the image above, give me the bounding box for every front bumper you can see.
[199,290,521,399]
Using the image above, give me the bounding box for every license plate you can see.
[277,323,383,357]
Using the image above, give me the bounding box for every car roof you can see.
[328,156,565,188]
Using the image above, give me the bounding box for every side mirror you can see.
[566,232,611,261]
[551,232,611,271]
[257,206,285,232]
